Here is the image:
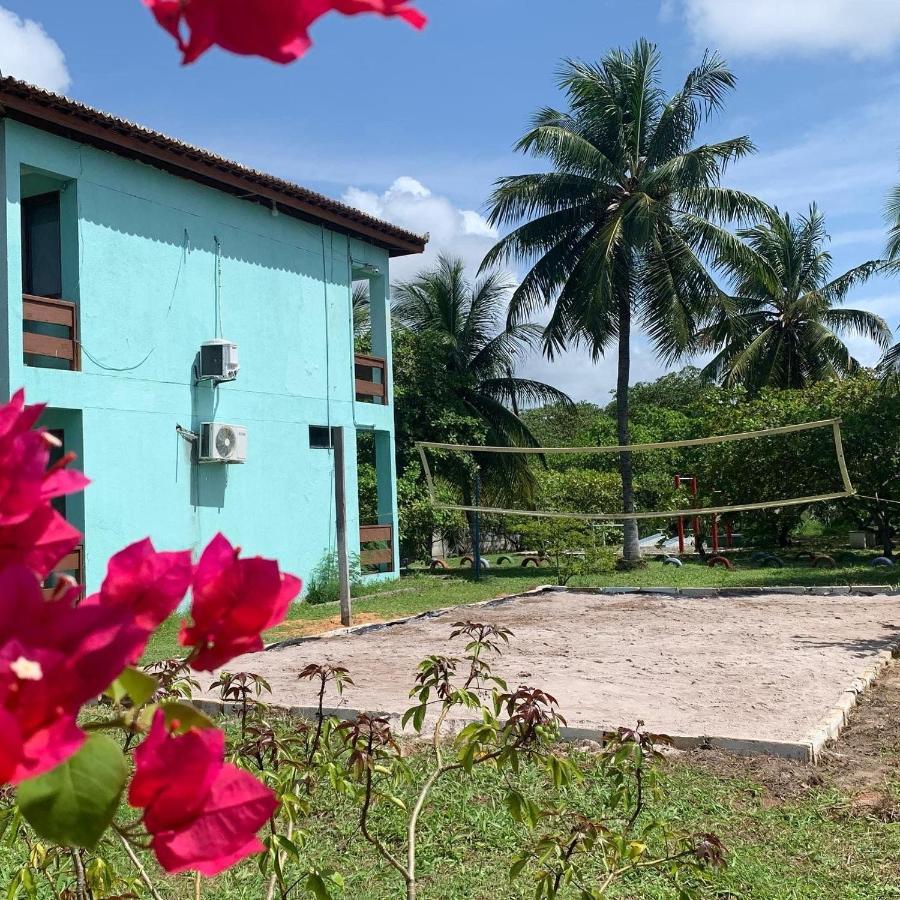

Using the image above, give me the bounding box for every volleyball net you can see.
[416,418,855,522]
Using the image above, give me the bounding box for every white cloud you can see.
[343,176,499,281]
[677,0,900,57]
[0,7,70,93]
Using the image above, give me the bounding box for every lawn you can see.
[142,550,899,664]
[6,670,900,899]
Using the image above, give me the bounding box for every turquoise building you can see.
[0,78,426,593]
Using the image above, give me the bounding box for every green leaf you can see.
[305,873,334,900]
[160,701,214,733]
[16,734,127,849]
[105,667,157,707]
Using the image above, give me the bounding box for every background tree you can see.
[700,205,890,391]
[390,255,571,553]
[483,40,762,561]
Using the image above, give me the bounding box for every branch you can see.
[118,832,165,900]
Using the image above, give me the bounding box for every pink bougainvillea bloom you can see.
[85,538,193,633]
[0,566,145,784]
[130,711,277,875]
[144,0,426,65]
[180,533,301,671]
[0,505,81,579]
[0,390,88,527]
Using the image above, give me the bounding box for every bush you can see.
[305,550,363,605]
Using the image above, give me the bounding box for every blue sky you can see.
[3,0,900,401]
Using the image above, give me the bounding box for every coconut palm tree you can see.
[700,205,891,391]
[392,254,571,509]
[352,281,370,339]
[482,40,762,560]
[878,184,900,383]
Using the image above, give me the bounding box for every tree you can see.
[878,183,900,384]
[392,254,572,517]
[700,205,890,391]
[483,40,762,561]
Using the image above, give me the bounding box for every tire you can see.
[662,556,683,567]
[812,554,836,569]
[762,555,784,569]
[496,556,513,566]
[708,556,733,570]
[429,559,449,571]
[751,551,770,562]
[872,556,895,567]
[521,557,541,568]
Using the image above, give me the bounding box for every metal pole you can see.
[712,514,719,553]
[675,475,684,555]
[473,470,482,582]
[691,477,700,549]
[333,427,352,627]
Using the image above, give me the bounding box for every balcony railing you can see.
[360,523,394,572]
[23,294,80,370]
[43,544,85,599]
[354,353,386,404]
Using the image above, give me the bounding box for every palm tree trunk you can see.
[616,294,641,561]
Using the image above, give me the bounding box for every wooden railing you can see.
[354,353,387,404]
[360,524,394,572]
[42,544,85,599]
[23,294,79,370]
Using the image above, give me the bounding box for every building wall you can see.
[1,119,398,592]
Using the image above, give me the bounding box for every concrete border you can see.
[250,584,899,763]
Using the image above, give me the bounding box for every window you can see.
[309,425,339,449]
[22,192,62,298]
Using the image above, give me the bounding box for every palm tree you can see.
[700,205,891,391]
[352,282,370,339]
[878,183,900,383]
[393,254,572,509]
[482,40,762,561]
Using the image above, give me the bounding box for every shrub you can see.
[305,550,363,605]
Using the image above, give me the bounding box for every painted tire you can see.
[751,551,770,562]
[812,554,836,568]
[794,551,815,561]
[762,555,784,569]
[872,556,895,567]
[496,556,513,566]
[708,556,733,570]
[460,556,490,570]
[429,559,449,571]
[662,556,683,567]
[521,557,541,567]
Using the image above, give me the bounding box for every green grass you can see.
[6,750,900,898]
[142,550,898,664]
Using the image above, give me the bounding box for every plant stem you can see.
[118,832,165,900]
[194,870,201,900]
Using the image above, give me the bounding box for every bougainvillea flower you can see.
[85,538,193,633]
[0,505,81,580]
[0,566,145,783]
[130,711,277,875]
[144,0,426,65]
[0,390,88,527]
[180,534,301,671]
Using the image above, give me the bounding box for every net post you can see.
[831,420,854,494]
[473,470,482,582]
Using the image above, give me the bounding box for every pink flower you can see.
[0,390,88,527]
[85,538,193,633]
[180,534,301,671]
[130,711,277,875]
[0,504,81,579]
[0,566,145,784]
[144,0,426,65]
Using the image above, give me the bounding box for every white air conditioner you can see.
[199,422,247,464]
[199,339,239,382]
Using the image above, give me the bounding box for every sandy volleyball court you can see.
[208,590,900,755]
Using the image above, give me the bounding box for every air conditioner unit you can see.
[199,339,239,382]
[199,422,247,464]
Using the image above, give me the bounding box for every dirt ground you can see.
[214,590,900,747]
[680,661,900,820]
